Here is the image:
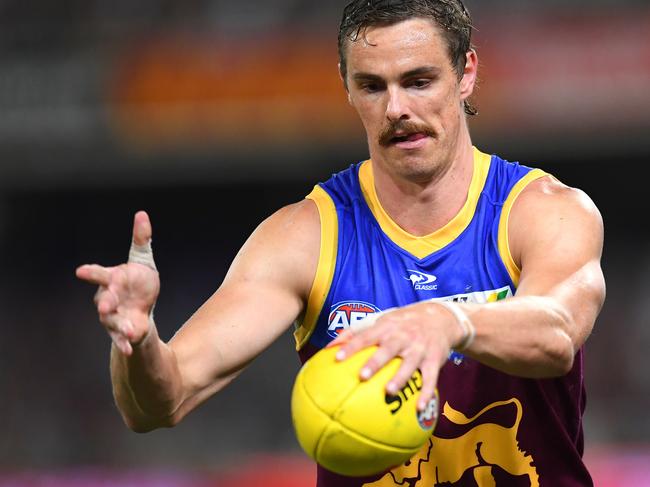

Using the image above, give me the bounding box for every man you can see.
[76,1,605,485]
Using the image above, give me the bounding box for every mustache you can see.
[378,120,436,147]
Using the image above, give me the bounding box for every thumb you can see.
[132,210,152,246]
[128,210,157,270]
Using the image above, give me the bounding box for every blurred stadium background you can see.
[0,0,649,485]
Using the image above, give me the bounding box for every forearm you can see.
[110,324,184,432]
[458,296,576,378]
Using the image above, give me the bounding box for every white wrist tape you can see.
[436,301,476,352]
[128,239,157,271]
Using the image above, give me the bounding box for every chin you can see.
[391,155,442,183]
[381,148,446,183]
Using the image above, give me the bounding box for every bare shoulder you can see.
[516,175,601,216]
[226,198,321,301]
[250,198,321,263]
[513,176,602,227]
[509,175,604,268]
[257,197,320,237]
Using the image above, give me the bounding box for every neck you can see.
[371,140,475,237]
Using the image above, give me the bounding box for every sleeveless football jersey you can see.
[294,148,592,487]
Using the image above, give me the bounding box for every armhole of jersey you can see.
[497,169,549,287]
[294,185,338,351]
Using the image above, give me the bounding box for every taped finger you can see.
[128,239,157,270]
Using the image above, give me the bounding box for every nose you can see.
[385,86,410,122]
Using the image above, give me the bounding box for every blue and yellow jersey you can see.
[295,148,592,486]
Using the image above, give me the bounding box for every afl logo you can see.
[327,301,381,339]
[418,395,438,430]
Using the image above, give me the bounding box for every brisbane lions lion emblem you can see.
[365,398,539,487]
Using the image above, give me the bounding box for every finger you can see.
[109,329,133,356]
[128,211,157,270]
[76,264,112,286]
[335,312,394,360]
[349,311,383,333]
[132,211,152,246]
[386,354,422,395]
[359,344,401,383]
[101,313,134,338]
[327,329,353,348]
[417,359,440,412]
[348,307,396,334]
[96,288,119,315]
[335,327,380,362]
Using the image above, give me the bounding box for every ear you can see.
[460,49,478,101]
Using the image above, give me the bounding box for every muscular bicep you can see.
[165,199,320,420]
[510,177,606,348]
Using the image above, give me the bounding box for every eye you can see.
[409,78,431,89]
[360,82,382,93]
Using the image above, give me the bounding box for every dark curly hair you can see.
[338,0,477,116]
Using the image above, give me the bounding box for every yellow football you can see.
[291,345,438,477]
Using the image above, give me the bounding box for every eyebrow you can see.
[352,66,441,83]
[402,66,441,78]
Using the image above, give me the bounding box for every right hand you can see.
[76,211,161,356]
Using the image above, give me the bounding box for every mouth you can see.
[391,132,427,143]
[389,132,430,149]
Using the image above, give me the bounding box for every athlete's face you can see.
[342,18,477,181]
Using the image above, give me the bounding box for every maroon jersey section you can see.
[422,353,592,486]
[301,350,592,487]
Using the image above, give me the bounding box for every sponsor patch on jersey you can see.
[327,301,381,339]
[433,286,513,365]
[430,286,513,305]
[406,270,438,291]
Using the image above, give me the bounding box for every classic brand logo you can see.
[406,270,438,291]
[327,301,381,339]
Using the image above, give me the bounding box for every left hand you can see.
[328,301,463,411]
